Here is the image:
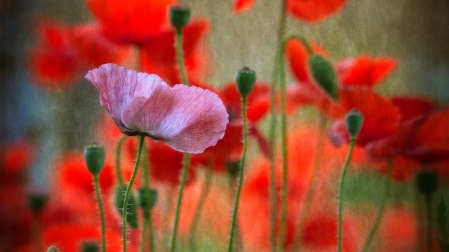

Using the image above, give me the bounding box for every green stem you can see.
[115,135,128,185]
[291,115,328,251]
[337,137,356,252]
[94,175,107,252]
[122,134,145,252]
[276,34,290,252]
[175,29,189,86]
[32,217,43,252]
[140,141,155,252]
[268,1,287,251]
[361,160,393,252]
[228,97,249,252]
[189,167,214,250]
[426,195,433,252]
[170,153,191,252]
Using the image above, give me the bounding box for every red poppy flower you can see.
[0,139,35,174]
[233,0,347,22]
[337,55,398,86]
[377,208,418,251]
[287,0,347,22]
[140,19,210,86]
[70,23,130,68]
[87,0,177,45]
[233,0,256,13]
[29,21,79,89]
[54,152,114,194]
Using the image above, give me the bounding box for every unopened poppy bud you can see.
[46,246,59,252]
[170,6,191,31]
[416,170,438,197]
[226,160,240,178]
[84,145,105,176]
[138,187,158,210]
[309,54,338,101]
[114,185,138,228]
[235,67,256,98]
[28,192,48,214]
[81,241,99,252]
[345,108,363,139]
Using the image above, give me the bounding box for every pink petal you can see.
[122,85,228,154]
[85,63,168,134]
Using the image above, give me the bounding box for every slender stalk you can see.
[426,195,433,252]
[337,137,356,252]
[93,175,107,252]
[32,217,43,252]
[228,97,249,252]
[140,141,155,252]
[115,135,128,185]
[291,115,328,251]
[276,34,290,252]
[170,153,191,252]
[268,1,288,251]
[361,161,393,252]
[175,30,189,86]
[189,167,214,250]
[122,134,145,252]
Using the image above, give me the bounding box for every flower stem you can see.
[361,160,393,252]
[122,134,145,252]
[175,30,189,86]
[170,153,191,252]
[115,135,128,185]
[93,175,107,252]
[291,114,328,251]
[276,34,290,252]
[426,195,433,252]
[189,167,214,250]
[140,141,155,252]
[228,97,249,252]
[337,137,356,252]
[268,1,287,251]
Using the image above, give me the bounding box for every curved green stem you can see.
[175,29,189,86]
[115,135,128,185]
[170,153,191,252]
[268,1,288,251]
[337,137,356,252]
[122,134,145,252]
[189,167,214,250]
[94,175,107,252]
[361,160,393,252]
[140,141,155,252]
[228,97,249,252]
[291,115,328,251]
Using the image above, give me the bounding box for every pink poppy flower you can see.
[85,63,228,154]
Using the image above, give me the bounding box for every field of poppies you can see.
[1,0,448,252]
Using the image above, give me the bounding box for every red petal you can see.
[391,96,435,122]
[233,0,256,13]
[287,0,347,22]
[286,39,328,83]
[87,0,177,44]
[339,55,397,86]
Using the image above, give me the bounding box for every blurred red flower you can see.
[233,0,348,23]
[29,21,130,91]
[285,40,400,146]
[140,19,210,86]
[87,0,177,45]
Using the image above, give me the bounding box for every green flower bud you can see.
[28,192,48,214]
[46,246,59,252]
[345,108,363,139]
[114,185,138,228]
[84,145,105,176]
[80,241,99,252]
[170,5,191,31]
[226,160,240,179]
[416,170,438,197]
[138,187,158,210]
[309,54,339,101]
[235,67,256,98]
